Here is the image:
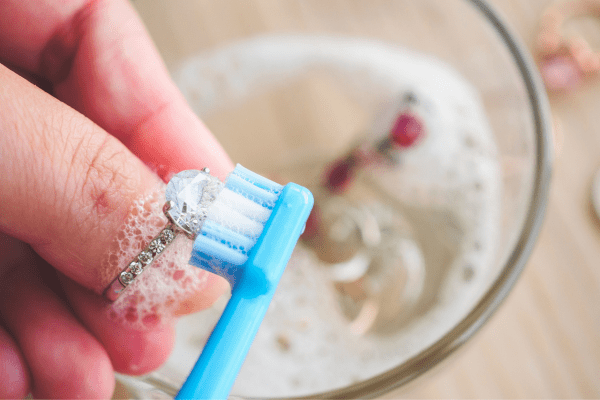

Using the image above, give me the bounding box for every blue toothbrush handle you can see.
[176,291,272,399]
[176,183,314,400]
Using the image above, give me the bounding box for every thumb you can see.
[0,64,224,320]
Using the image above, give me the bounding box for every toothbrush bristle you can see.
[231,164,283,194]
[198,164,284,265]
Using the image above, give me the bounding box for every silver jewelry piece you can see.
[104,167,223,301]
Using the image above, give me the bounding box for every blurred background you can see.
[393,1,600,397]
[132,0,600,397]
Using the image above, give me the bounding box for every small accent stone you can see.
[129,261,143,275]
[161,229,175,243]
[138,250,153,265]
[149,239,166,254]
[120,271,134,285]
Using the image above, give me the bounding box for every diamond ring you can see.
[103,168,224,301]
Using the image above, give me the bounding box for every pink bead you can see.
[390,113,424,148]
[301,203,321,239]
[324,157,356,193]
[540,55,582,91]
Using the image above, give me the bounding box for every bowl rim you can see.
[299,0,553,397]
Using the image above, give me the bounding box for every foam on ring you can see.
[104,166,283,329]
[105,183,212,329]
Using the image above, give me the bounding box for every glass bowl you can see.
[120,0,552,398]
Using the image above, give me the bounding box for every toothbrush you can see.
[176,164,313,400]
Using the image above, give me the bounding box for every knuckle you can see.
[65,125,136,239]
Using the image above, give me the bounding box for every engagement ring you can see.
[103,167,223,301]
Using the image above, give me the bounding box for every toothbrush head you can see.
[189,164,306,288]
[177,164,313,400]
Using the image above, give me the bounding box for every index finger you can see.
[0,0,233,180]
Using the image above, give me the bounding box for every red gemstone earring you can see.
[322,92,426,195]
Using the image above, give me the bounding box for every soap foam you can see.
[104,183,211,329]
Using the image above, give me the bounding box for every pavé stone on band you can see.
[103,168,223,301]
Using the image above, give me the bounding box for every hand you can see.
[0,0,233,398]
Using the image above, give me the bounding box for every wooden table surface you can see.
[134,1,600,398]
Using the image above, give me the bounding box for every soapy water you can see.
[128,35,504,397]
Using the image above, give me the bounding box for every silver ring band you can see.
[104,225,178,301]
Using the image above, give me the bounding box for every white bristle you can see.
[191,165,283,270]
[206,194,266,238]
[217,189,272,223]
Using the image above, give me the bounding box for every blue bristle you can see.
[225,174,280,206]
[193,235,248,266]
[200,220,255,260]
[191,164,282,268]
[231,164,283,194]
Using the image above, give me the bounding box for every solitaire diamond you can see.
[165,170,223,236]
